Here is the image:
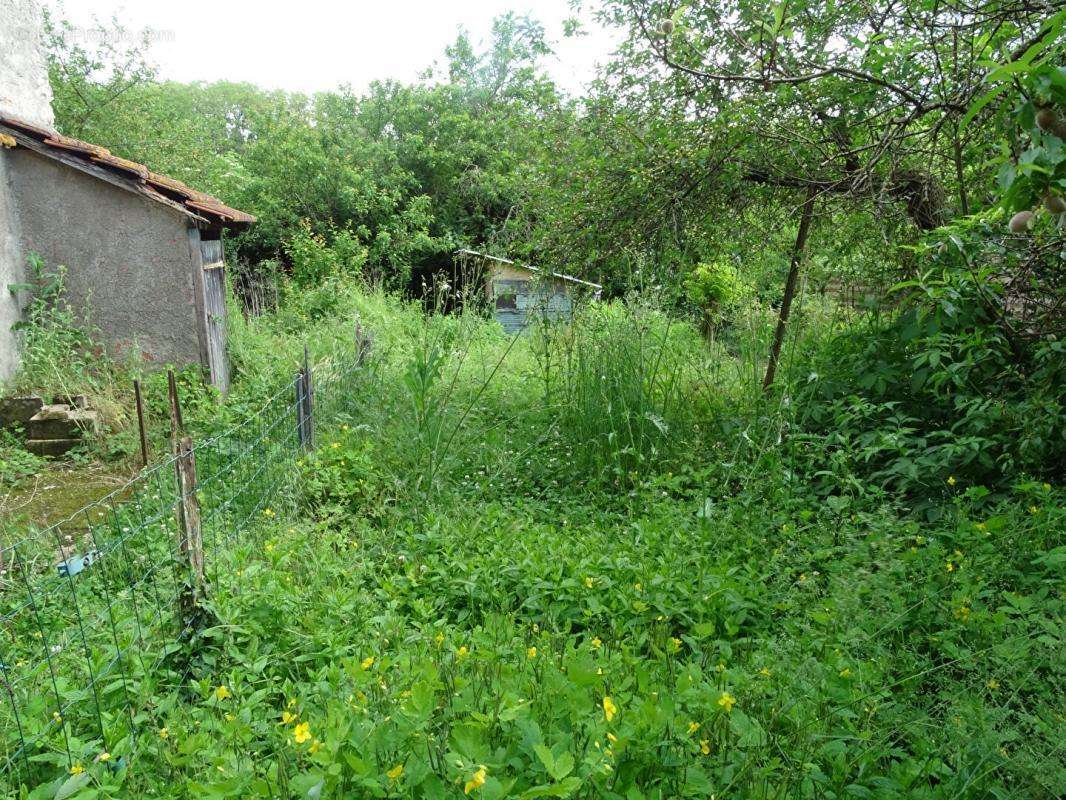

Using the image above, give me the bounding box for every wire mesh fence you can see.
[0,341,369,790]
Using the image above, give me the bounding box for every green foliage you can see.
[795,260,1063,499]
[283,222,368,288]
[7,253,101,400]
[683,260,747,325]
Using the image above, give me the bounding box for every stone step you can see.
[26,438,83,457]
[27,406,97,439]
[0,395,44,430]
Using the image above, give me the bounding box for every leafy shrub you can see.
[683,260,748,328]
[283,221,368,288]
[795,251,1064,498]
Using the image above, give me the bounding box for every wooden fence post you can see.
[166,373,205,627]
[174,436,205,620]
[133,379,149,468]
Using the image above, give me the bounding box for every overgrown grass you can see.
[3,278,1063,799]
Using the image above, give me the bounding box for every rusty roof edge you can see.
[454,248,602,290]
[2,126,211,225]
[0,115,254,230]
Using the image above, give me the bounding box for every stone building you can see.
[0,0,253,391]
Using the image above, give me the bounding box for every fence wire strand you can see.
[0,346,365,789]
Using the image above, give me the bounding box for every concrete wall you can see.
[0,0,55,382]
[0,150,25,381]
[0,0,55,129]
[5,147,204,367]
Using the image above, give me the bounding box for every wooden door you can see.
[200,239,229,393]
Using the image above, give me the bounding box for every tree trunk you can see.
[763,185,817,390]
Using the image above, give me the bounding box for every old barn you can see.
[0,0,253,391]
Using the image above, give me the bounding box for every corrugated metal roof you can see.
[455,249,602,290]
[0,113,255,230]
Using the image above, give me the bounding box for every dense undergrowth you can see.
[7,276,1060,799]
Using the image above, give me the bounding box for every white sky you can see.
[43,0,621,96]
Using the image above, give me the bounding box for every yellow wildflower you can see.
[759,667,772,678]
[386,763,404,780]
[464,765,488,794]
[717,692,736,713]
[331,442,340,449]
[634,582,642,592]
[1029,505,1039,515]
[839,668,851,678]
[947,476,956,486]
[281,711,297,724]
[456,646,469,658]
[603,695,617,722]
[265,542,275,553]
[293,722,311,744]
[435,632,445,645]
[606,732,617,743]
[700,739,710,755]
[70,763,84,775]
[669,637,682,652]
[309,739,322,754]
[946,561,955,572]
[361,656,375,670]
[96,752,111,763]
[687,721,700,735]
[527,646,537,659]
[158,727,169,739]
[214,685,231,701]
[584,576,594,589]
[591,637,602,649]
[987,679,999,690]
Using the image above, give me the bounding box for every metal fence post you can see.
[302,346,315,451]
[295,370,307,451]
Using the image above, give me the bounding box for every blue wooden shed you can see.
[455,249,602,334]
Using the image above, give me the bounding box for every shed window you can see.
[496,292,517,310]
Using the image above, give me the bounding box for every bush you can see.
[795,251,1064,499]
[684,260,748,329]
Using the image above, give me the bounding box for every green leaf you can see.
[55,773,92,800]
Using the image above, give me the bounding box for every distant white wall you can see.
[0,0,55,129]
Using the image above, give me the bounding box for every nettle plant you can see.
[7,252,96,390]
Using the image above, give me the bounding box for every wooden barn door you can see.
[200,239,230,393]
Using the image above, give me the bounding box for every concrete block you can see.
[27,407,96,439]
[0,395,43,429]
[26,437,81,457]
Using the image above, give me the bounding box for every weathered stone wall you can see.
[0,0,55,383]
[6,147,205,367]
[0,0,56,129]
[0,150,25,382]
